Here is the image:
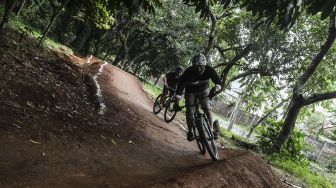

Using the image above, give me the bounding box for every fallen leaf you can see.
[111,139,117,145]
[100,135,106,139]
[128,140,134,145]
[27,101,34,107]
[12,124,22,129]
[29,139,41,144]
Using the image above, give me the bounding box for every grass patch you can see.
[6,13,73,54]
[45,38,73,54]
[269,156,334,188]
[219,126,258,150]
[141,80,162,99]
[254,125,264,134]
[220,126,241,140]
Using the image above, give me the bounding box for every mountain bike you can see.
[179,97,219,161]
[153,88,177,123]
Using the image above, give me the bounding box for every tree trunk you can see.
[81,27,93,56]
[92,31,107,57]
[119,33,129,68]
[0,0,17,37]
[38,0,70,46]
[154,73,162,85]
[203,6,216,57]
[104,46,114,61]
[122,61,132,71]
[15,0,26,16]
[271,95,304,152]
[112,50,123,66]
[56,4,77,44]
[70,13,91,50]
[133,62,144,76]
[270,13,336,153]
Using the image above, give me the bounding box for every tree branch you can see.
[204,6,216,57]
[216,12,232,20]
[213,44,239,65]
[214,44,252,69]
[229,68,272,82]
[303,91,336,106]
[220,44,254,89]
[294,12,336,93]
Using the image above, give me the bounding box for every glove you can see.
[209,84,221,99]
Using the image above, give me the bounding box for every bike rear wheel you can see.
[193,125,206,154]
[164,99,177,123]
[198,117,219,161]
[153,94,163,114]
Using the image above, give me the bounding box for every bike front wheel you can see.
[164,100,177,123]
[153,94,163,114]
[193,125,206,154]
[198,117,219,161]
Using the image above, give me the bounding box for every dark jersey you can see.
[166,72,180,88]
[176,65,221,95]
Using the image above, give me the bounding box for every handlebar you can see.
[178,97,210,109]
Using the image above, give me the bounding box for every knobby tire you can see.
[197,117,219,161]
[164,99,177,123]
[153,94,163,114]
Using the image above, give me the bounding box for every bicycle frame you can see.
[193,104,214,140]
[182,97,219,161]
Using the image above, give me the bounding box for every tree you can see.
[271,13,336,152]
[230,0,336,152]
[38,0,70,46]
[0,0,18,37]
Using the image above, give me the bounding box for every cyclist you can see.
[160,66,184,107]
[174,53,222,141]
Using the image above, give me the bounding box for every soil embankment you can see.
[0,31,283,188]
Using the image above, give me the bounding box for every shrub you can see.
[326,156,336,173]
[270,156,334,188]
[257,119,308,163]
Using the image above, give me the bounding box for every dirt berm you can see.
[0,31,283,188]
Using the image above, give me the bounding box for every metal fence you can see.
[305,135,336,165]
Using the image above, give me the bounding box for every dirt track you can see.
[0,31,283,188]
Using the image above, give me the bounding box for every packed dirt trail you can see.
[0,32,283,188]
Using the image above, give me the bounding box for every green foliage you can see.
[182,0,213,19]
[240,0,336,30]
[269,156,334,188]
[220,126,239,140]
[331,130,336,141]
[257,119,308,162]
[326,156,336,173]
[303,112,327,133]
[141,80,162,99]
[92,0,115,29]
